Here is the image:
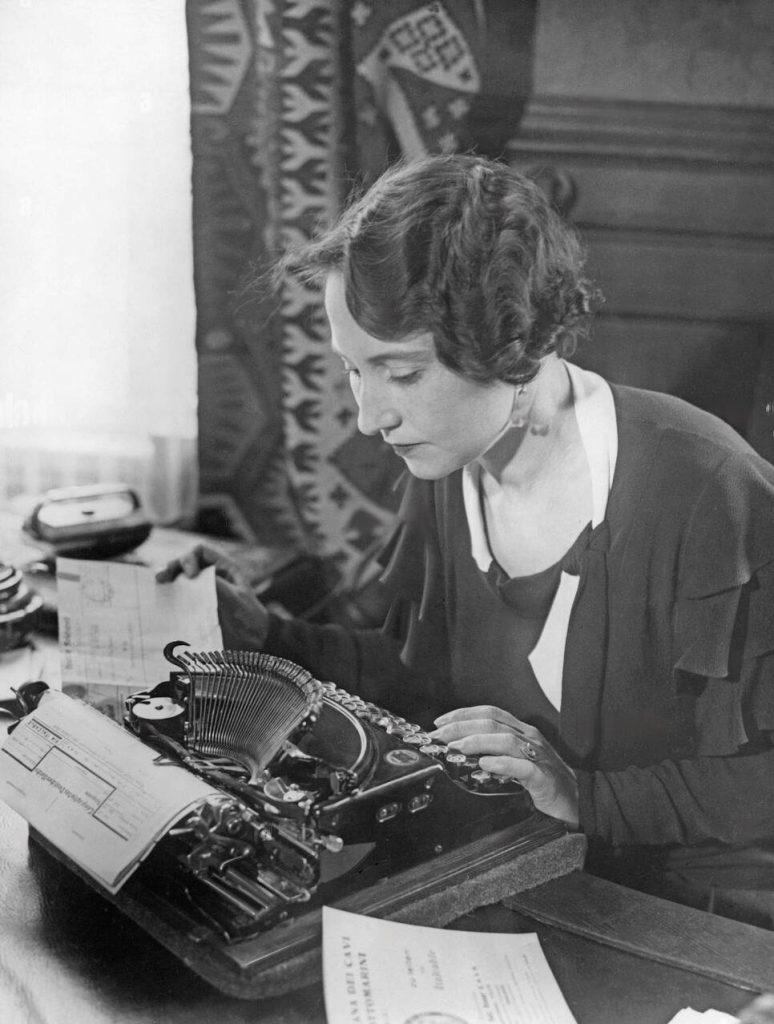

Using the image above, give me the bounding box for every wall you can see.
[508,0,774,438]
[534,0,774,107]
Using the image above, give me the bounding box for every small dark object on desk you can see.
[23,483,152,560]
[0,562,43,651]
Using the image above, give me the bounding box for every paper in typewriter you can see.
[0,690,219,893]
[56,557,222,719]
[323,907,578,1024]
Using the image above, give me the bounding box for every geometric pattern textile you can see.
[188,0,538,594]
[187,0,401,585]
[352,0,538,182]
[187,0,300,547]
[352,0,482,180]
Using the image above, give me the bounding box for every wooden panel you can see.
[508,162,774,238]
[506,93,774,436]
[573,317,764,432]
[508,96,774,167]
[583,232,774,322]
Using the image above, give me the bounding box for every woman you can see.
[159,155,774,923]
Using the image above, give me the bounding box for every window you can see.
[0,0,196,522]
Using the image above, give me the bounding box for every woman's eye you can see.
[387,370,422,386]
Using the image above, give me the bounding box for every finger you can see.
[739,994,774,1024]
[155,560,182,583]
[445,731,542,759]
[478,755,540,784]
[434,705,519,727]
[213,560,244,586]
[433,706,540,739]
[179,548,206,578]
[190,544,244,584]
[429,718,517,743]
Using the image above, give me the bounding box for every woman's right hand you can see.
[155,543,270,651]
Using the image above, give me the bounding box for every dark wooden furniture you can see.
[508,97,774,440]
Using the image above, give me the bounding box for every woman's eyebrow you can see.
[367,350,429,366]
[330,340,431,365]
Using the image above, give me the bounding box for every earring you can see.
[509,384,531,429]
[509,379,549,436]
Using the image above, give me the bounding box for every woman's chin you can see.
[398,449,465,481]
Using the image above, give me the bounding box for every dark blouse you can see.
[263,383,774,894]
[457,509,593,746]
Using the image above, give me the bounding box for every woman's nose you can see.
[355,380,401,436]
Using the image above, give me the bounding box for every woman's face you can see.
[324,273,514,480]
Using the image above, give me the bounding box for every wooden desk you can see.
[0,764,772,1024]
[1,519,773,1022]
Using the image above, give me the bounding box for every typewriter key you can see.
[403,732,431,746]
[444,751,466,778]
[391,723,419,739]
[419,744,444,757]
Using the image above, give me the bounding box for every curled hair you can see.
[277,154,599,385]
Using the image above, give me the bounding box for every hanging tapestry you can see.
[188,0,537,601]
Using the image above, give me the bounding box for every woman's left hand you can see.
[429,705,579,827]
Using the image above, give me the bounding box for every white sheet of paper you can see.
[667,1010,739,1023]
[0,689,219,893]
[56,557,222,716]
[323,906,578,1024]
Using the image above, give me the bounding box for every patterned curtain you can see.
[187,0,537,605]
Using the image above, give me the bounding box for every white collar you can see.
[462,361,618,572]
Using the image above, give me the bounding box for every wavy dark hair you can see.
[277,154,599,385]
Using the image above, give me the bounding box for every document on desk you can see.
[0,689,219,893]
[668,1010,739,1023]
[323,906,578,1024]
[56,557,222,718]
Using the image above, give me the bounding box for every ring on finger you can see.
[520,740,539,762]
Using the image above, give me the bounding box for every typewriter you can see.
[9,643,583,997]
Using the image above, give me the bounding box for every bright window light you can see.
[0,0,196,447]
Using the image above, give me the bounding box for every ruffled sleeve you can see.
[673,449,774,744]
[376,473,450,676]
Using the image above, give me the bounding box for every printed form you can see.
[56,556,222,718]
[323,906,578,1024]
[0,689,218,892]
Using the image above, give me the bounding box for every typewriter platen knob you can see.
[129,695,186,741]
